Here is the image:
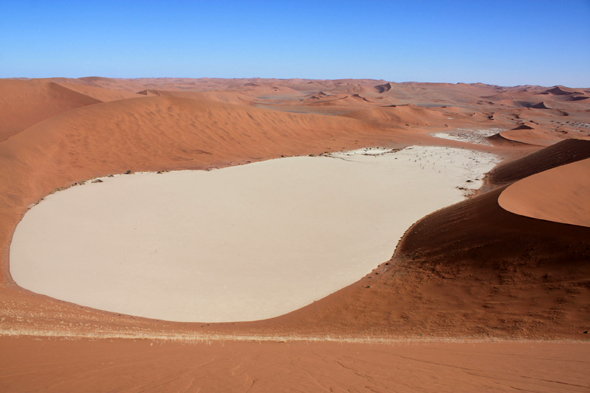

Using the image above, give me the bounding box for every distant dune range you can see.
[1,77,590,392]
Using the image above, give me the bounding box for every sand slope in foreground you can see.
[2,337,588,393]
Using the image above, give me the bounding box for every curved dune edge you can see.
[488,139,590,184]
[498,157,590,227]
[499,125,561,147]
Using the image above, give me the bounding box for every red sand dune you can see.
[499,157,590,227]
[55,81,141,102]
[568,95,590,102]
[375,81,394,93]
[376,185,590,338]
[0,79,101,142]
[543,85,586,96]
[342,104,447,128]
[488,138,590,184]
[531,101,552,109]
[137,88,255,106]
[73,76,148,92]
[300,92,376,108]
[499,123,563,146]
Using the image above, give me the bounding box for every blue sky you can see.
[1,0,589,86]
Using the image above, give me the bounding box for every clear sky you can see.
[1,0,589,87]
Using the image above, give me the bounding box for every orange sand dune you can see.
[486,132,538,147]
[226,182,590,339]
[489,138,590,184]
[377,185,590,337]
[0,79,101,142]
[542,85,587,96]
[567,95,590,102]
[73,76,148,92]
[55,82,141,102]
[531,101,552,109]
[137,88,255,106]
[136,78,308,97]
[499,158,590,227]
[376,82,507,106]
[499,123,563,146]
[342,104,447,128]
[300,92,376,107]
[375,81,394,93]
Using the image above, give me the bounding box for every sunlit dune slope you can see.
[55,82,141,102]
[499,124,562,146]
[342,104,447,128]
[0,80,101,142]
[488,139,590,184]
[383,186,590,336]
[499,158,590,227]
[73,76,148,92]
[137,89,254,106]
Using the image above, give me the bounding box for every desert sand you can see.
[1,77,589,391]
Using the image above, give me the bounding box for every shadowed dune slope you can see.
[382,186,590,337]
[0,80,101,142]
[486,133,536,148]
[375,82,394,93]
[543,85,587,96]
[530,101,552,109]
[488,139,590,184]
[499,158,590,227]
